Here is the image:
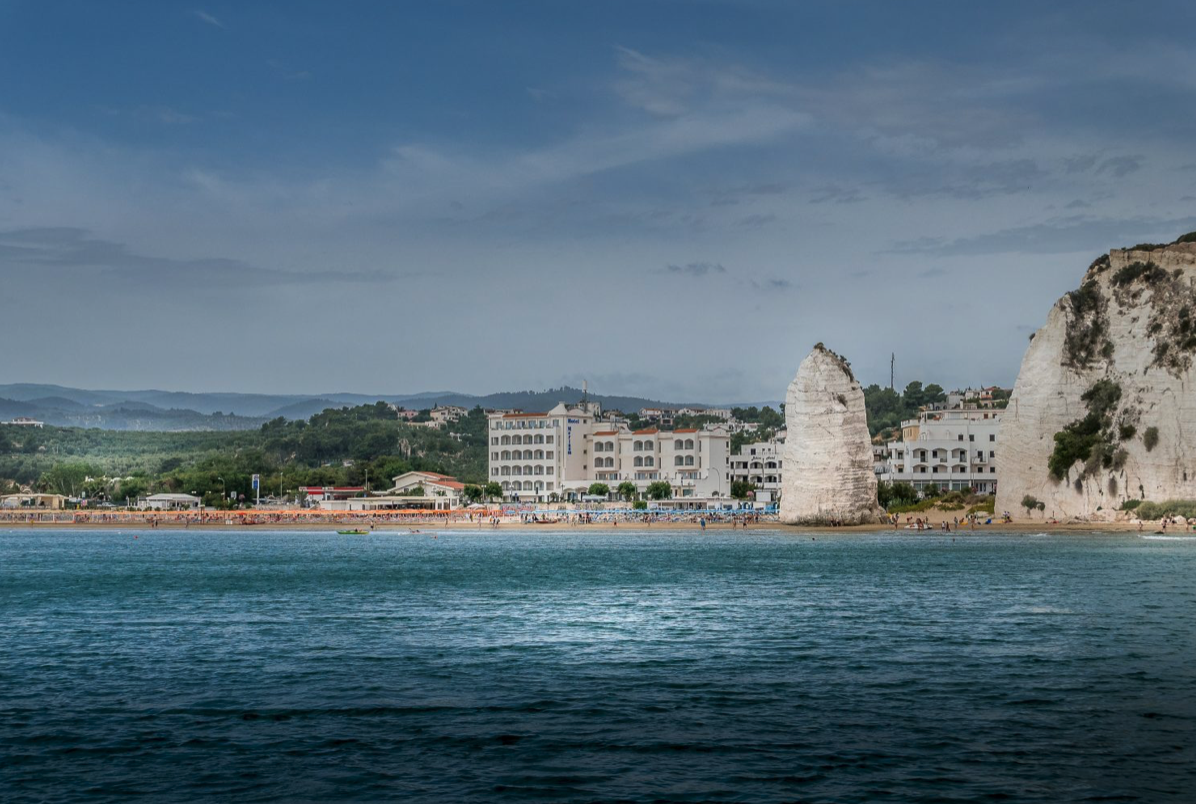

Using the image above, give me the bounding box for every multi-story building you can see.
[881,408,1001,494]
[487,402,730,502]
[430,405,469,425]
[727,440,783,503]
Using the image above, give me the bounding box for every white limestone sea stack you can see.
[780,344,882,525]
[997,234,1196,519]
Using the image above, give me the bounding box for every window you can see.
[546,435,554,444]
[685,456,694,466]
[644,457,654,467]
[634,456,643,467]
[989,450,995,458]
[675,456,684,466]
[675,440,684,450]
[969,434,975,441]
[957,434,963,441]
[491,437,498,446]
[989,434,995,442]
[685,439,694,450]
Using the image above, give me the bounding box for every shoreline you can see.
[0,518,1159,533]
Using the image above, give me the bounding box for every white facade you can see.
[727,441,782,502]
[3,417,44,428]
[881,409,1001,494]
[487,402,730,501]
[142,493,201,510]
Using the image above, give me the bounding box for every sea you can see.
[2,528,1195,803]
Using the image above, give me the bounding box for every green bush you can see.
[1135,500,1196,520]
[1048,380,1122,479]
[1174,231,1196,244]
[968,497,996,515]
[1120,498,1142,511]
[1111,261,1167,287]
[1143,426,1160,452]
[1021,495,1046,514]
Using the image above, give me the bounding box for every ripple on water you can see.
[1,527,1195,803]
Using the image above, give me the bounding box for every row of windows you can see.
[594,439,697,452]
[493,420,558,430]
[491,465,556,476]
[902,466,998,474]
[501,481,553,491]
[492,450,554,461]
[908,449,996,461]
[493,434,554,446]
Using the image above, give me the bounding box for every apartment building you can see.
[727,440,782,503]
[487,402,730,501]
[881,408,1001,494]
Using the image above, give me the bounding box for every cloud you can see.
[888,215,1196,257]
[0,227,401,287]
[738,213,776,228]
[750,277,793,292]
[192,9,224,28]
[1095,155,1143,177]
[612,46,793,118]
[810,184,866,204]
[663,261,726,278]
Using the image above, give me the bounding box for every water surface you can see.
[2,528,1194,802]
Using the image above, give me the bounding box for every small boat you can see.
[337,529,369,535]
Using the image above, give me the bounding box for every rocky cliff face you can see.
[780,344,882,525]
[997,235,1196,519]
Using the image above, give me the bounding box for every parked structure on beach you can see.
[880,408,1001,494]
[487,402,730,501]
[141,493,202,511]
[318,471,466,511]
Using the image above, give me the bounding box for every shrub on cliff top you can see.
[1174,231,1196,244]
[1111,260,1167,287]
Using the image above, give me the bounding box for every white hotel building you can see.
[881,408,1001,494]
[488,402,730,502]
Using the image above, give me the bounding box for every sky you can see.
[1,0,1195,403]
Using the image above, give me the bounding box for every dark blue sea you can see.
[2,528,1195,803]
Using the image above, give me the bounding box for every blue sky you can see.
[1,1,1194,402]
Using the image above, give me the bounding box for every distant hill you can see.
[0,383,781,432]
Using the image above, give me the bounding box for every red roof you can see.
[593,430,619,436]
[633,428,659,435]
[673,428,698,433]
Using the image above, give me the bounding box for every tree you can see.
[463,485,484,503]
[921,484,941,499]
[730,480,755,500]
[617,481,637,501]
[646,481,672,500]
[483,481,503,501]
[587,482,610,497]
[39,462,96,497]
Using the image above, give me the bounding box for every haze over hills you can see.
[0,384,781,432]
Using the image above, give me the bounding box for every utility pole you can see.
[890,353,895,391]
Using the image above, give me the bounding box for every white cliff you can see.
[780,344,882,525]
[997,235,1196,519]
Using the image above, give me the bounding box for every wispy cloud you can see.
[192,9,224,28]
[888,215,1196,257]
[663,261,726,278]
[0,227,402,287]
